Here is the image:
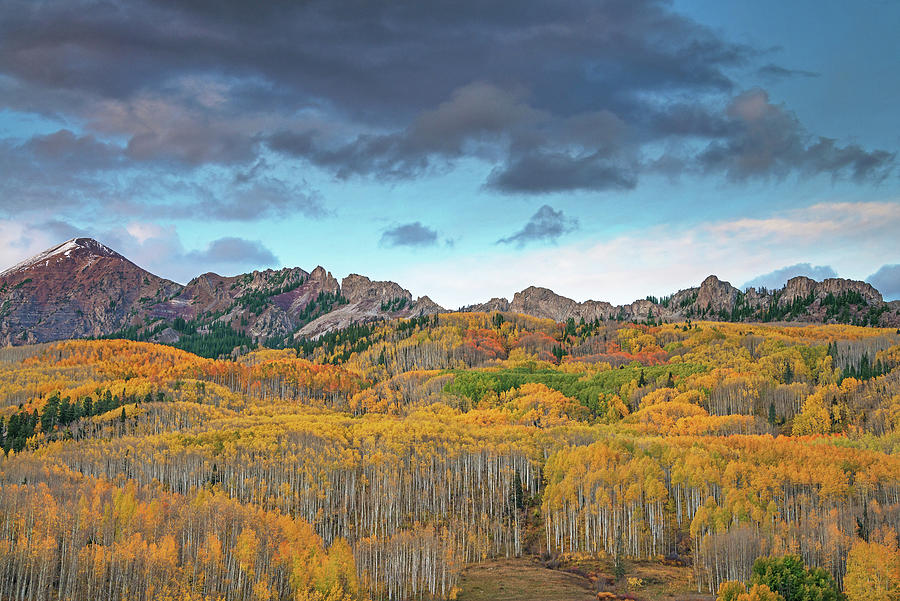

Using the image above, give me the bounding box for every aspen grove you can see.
[1,315,900,600]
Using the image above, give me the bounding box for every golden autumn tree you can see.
[844,536,900,601]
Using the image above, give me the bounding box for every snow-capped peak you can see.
[0,238,124,278]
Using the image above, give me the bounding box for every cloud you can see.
[756,64,819,80]
[742,263,838,290]
[496,205,578,247]
[0,0,893,220]
[206,178,327,221]
[867,264,900,301]
[0,133,326,223]
[487,152,638,193]
[705,201,900,246]
[184,237,278,266]
[698,89,894,182]
[268,83,545,179]
[380,222,439,248]
[92,225,280,281]
[0,0,749,118]
[21,129,124,171]
[2,0,887,199]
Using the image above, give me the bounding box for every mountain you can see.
[0,238,181,345]
[0,238,897,353]
[463,274,900,327]
[0,238,443,350]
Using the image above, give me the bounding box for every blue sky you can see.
[0,0,897,307]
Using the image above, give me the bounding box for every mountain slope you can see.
[0,238,897,353]
[0,238,445,350]
[0,238,181,345]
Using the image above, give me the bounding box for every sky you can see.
[0,0,898,307]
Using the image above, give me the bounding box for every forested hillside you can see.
[1,314,899,600]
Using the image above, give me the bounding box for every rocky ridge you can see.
[464,274,900,328]
[0,239,443,348]
[0,238,897,352]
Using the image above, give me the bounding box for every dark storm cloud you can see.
[22,129,124,170]
[0,128,324,222]
[698,89,894,182]
[0,0,894,199]
[867,264,900,301]
[209,179,327,221]
[497,205,578,247]
[269,83,545,179]
[487,152,638,193]
[0,0,747,113]
[380,223,439,248]
[743,263,838,291]
[118,177,327,222]
[185,237,278,266]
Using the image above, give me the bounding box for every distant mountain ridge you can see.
[462,274,896,327]
[0,238,897,351]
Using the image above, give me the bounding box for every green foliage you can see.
[645,294,673,308]
[99,319,168,342]
[680,290,699,308]
[233,277,306,316]
[295,314,432,363]
[1,387,162,454]
[380,297,409,312]
[172,322,255,359]
[762,293,816,322]
[296,291,348,327]
[750,555,843,601]
[444,362,706,416]
[297,321,378,359]
[829,342,890,382]
[551,344,567,363]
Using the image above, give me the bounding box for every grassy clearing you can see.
[456,558,595,601]
[457,556,714,601]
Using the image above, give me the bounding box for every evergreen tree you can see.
[751,555,841,601]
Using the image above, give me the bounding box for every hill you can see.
[0,317,898,600]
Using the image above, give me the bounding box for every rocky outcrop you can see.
[781,276,882,306]
[509,286,579,322]
[297,276,443,339]
[411,296,445,316]
[694,275,739,312]
[341,274,412,305]
[308,266,341,295]
[462,297,510,313]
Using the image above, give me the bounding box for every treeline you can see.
[0,388,155,454]
[103,318,255,359]
[232,275,307,315]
